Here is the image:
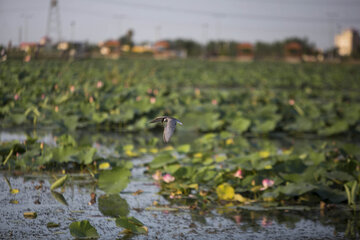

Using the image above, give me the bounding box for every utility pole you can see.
[71,21,76,41]
[326,12,337,50]
[202,23,208,44]
[202,23,208,57]
[155,25,162,42]
[18,26,22,45]
[113,14,126,38]
[214,14,225,41]
[21,14,32,42]
[46,0,62,42]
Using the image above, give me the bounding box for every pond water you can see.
[0,130,359,239]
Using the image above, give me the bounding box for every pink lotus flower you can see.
[24,55,31,62]
[41,94,45,100]
[260,179,274,191]
[162,173,175,183]
[233,215,241,225]
[288,99,295,105]
[136,96,142,101]
[233,169,243,179]
[261,216,272,227]
[152,170,162,181]
[70,85,75,93]
[96,81,103,88]
[194,88,200,96]
[211,99,218,105]
[54,106,59,112]
[14,94,19,101]
[150,97,156,104]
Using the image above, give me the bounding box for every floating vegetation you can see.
[1,59,360,136]
[1,59,360,238]
[69,220,99,239]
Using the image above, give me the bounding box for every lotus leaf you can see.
[149,152,177,169]
[69,220,99,239]
[116,216,148,234]
[216,183,235,200]
[98,167,131,194]
[98,194,129,217]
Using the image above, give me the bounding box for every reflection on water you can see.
[1,129,360,239]
[1,128,359,157]
[2,169,358,239]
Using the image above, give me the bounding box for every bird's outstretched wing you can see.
[149,116,167,123]
[163,118,177,143]
[170,117,183,125]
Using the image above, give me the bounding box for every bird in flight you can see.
[149,116,183,143]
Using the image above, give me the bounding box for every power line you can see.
[2,3,360,24]
[86,0,360,23]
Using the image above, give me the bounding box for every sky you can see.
[1,0,360,50]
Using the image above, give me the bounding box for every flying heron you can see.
[149,116,183,143]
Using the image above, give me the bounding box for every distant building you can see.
[237,43,254,61]
[131,44,153,53]
[39,36,52,47]
[57,41,88,59]
[153,40,186,59]
[284,42,302,62]
[98,40,121,58]
[57,41,69,51]
[335,29,360,56]
[153,41,170,52]
[20,42,38,52]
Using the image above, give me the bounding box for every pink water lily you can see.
[96,81,103,88]
[233,169,243,179]
[150,97,156,104]
[152,170,162,181]
[14,94,19,101]
[162,173,175,183]
[70,85,75,93]
[194,88,200,96]
[233,215,241,225]
[261,216,272,227]
[260,179,274,190]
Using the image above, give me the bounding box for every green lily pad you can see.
[279,182,316,197]
[149,152,177,169]
[69,220,99,239]
[318,120,348,136]
[177,144,191,153]
[98,194,129,217]
[227,117,251,134]
[98,167,131,194]
[50,175,68,190]
[216,183,235,200]
[116,216,148,234]
[51,191,68,206]
[70,147,97,165]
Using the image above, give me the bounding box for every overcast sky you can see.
[1,0,360,50]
